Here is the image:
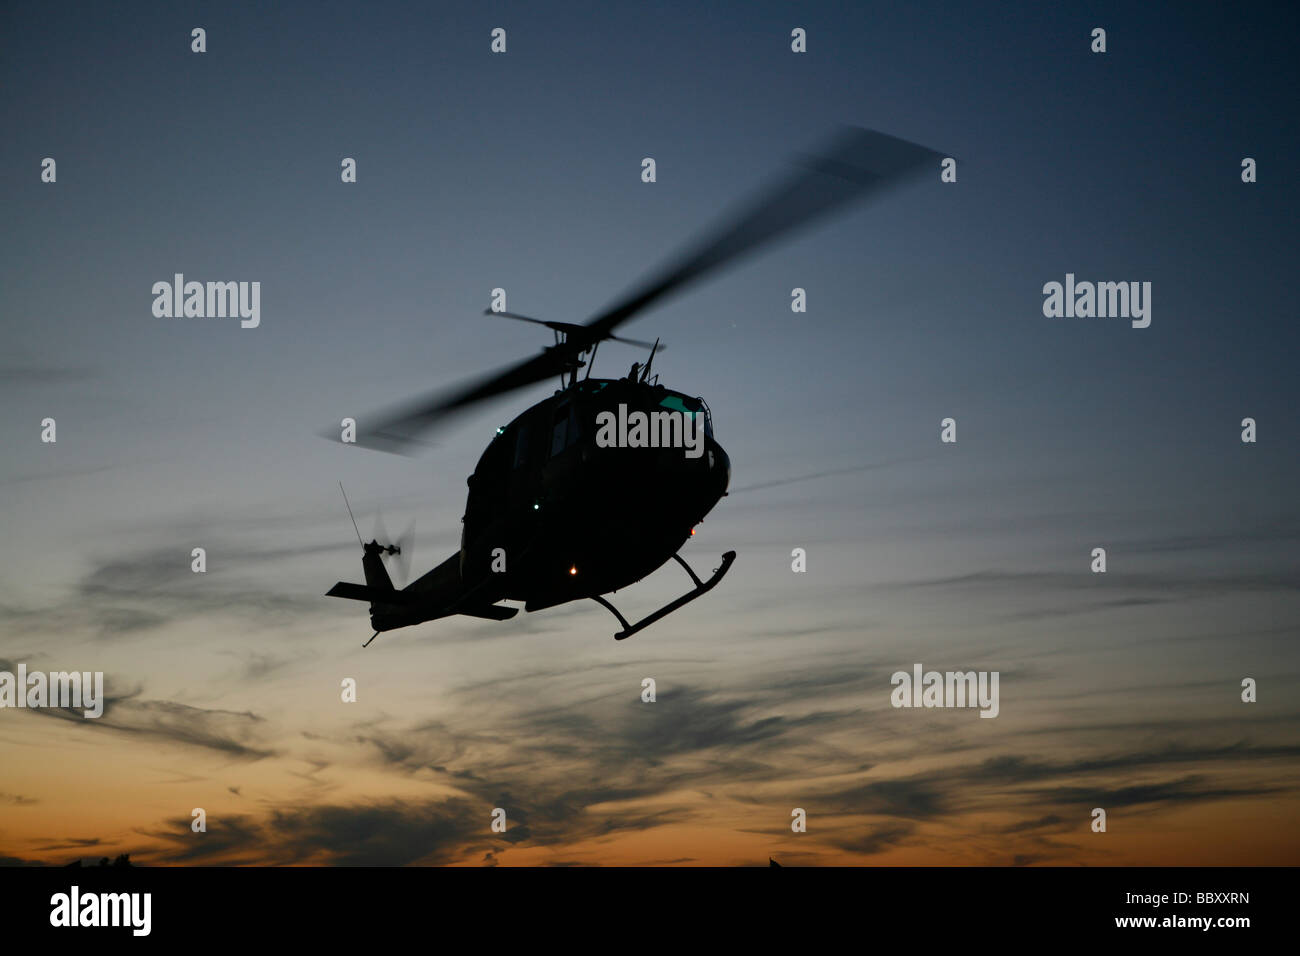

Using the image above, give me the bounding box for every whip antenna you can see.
[339,481,363,547]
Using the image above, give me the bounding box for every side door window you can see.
[550,403,569,457]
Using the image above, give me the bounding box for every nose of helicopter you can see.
[707,438,731,499]
[658,432,730,528]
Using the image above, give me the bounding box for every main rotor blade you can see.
[485,310,603,345]
[581,126,944,339]
[607,334,663,350]
[350,347,570,453]
[338,127,943,454]
[485,311,663,350]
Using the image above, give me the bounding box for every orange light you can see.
[569,565,578,575]
[690,528,696,536]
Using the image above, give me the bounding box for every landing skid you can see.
[592,550,737,641]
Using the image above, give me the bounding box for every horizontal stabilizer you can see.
[326,582,416,605]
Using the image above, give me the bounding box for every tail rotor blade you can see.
[372,509,415,586]
[394,518,415,586]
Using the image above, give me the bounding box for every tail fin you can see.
[327,541,399,604]
[361,541,394,591]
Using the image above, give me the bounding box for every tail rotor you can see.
[339,482,416,587]
[373,509,416,587]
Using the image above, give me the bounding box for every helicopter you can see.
[326,127,944,646]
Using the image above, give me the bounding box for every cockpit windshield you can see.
[659,393,713,438]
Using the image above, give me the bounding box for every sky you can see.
[1,0,1298,866]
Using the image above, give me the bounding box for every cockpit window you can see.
[659,393,712,438]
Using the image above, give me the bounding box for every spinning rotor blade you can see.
[607,333,663,350]
[372,510,415,586]
[394,518,415,585]
[345,126,943,454]
[581,126,945,339]
[353,348,575,453]
[488,310,570,333]
[486,311,662,350]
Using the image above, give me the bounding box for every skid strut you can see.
[593,550,737,640]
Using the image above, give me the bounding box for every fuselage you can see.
[460,377,730,610]
[361,376,731,633]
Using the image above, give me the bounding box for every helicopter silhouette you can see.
[326,127,943,646]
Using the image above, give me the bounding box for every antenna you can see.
[640,338,660,383]
[339,481,363,547]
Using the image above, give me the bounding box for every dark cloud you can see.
[809,778,951,820]
[963,743,1300,786]
[0,365,97,386]
[1004,596,1170,622]
[266,800,490,866]
[1028,777,1285,810]
[638,857,697,864]
[74,548,333,636]
[41,650,1295,867]
[868,566,1300,629]
[339,673,868,858]
[0,538,353,643]
[828,823,916,856]
[310,655,1300,862]
[137,800,490,866]
[29,693,274,760]
[998,814,1066,834]
[137,814,270,865]
[887,569,1300,597]
[9,633,1300,865]
[33,837,101,851]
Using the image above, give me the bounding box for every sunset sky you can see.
[2,0,1298,866]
